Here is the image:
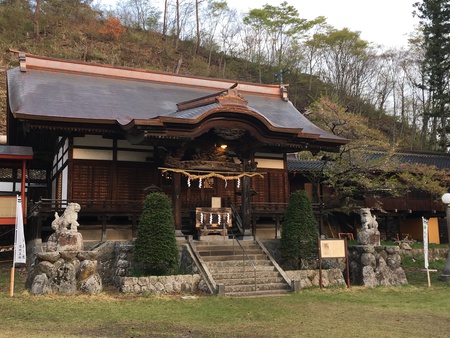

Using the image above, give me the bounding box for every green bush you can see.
[281,190,318,269]
[133,192,179,276]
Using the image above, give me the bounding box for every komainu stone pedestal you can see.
[348,245,407,287]
[46,231,83,252]
[29,250,103,295]
[28,203,103,295]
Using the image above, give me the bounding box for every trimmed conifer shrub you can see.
[133,192,179,276]
[280,189,318,269]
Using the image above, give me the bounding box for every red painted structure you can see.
[0,145,32,226]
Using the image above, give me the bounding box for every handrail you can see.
[230,203,244,235]
[186,237,216,294]
[229,232,257,292]
[255,237,292,289]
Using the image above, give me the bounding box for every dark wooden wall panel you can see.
[72,163,112,201]
[116,164,152,201]
[72,161,154,202]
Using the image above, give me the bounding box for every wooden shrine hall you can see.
[5,52,347,242]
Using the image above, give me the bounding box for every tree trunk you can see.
[33,0,42,40]
[162,0,168,39]
[175,0,180,50]
[195,0,201,55]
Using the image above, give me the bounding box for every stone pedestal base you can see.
[348,245,407,287]
[28,250,102,295]
[46,231,83,252]
[357,230,380,246]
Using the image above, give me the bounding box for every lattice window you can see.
[0,168,13,179]
[28,169,47,180]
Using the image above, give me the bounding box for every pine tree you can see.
[414,0,450,151]
[133,192,179,275]
[281,190,318,269]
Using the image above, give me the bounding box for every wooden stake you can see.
[10,266,15,297]
[426,268,431,288]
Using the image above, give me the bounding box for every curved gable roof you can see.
[7,53,347,152]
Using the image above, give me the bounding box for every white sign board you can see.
[319,239,346,258]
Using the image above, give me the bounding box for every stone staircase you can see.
[191,238,292,297]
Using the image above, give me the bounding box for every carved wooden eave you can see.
[124,107,344,153]
[164,159,243,172]
[130,108,300,134]
[17,119,121,137]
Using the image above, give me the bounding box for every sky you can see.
[99,0,419,48]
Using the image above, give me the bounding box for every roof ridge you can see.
[15,51,284,97]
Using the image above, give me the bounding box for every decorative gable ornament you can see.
[216,88,248,107]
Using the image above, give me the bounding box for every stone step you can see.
[196,246,261,254]
[197,249,263,257]
[194,238,254,244]
[225,289,291,298]
[224,282,291,293]
[201,254,268,262]
[215,276,286,286]
[207,264,276,274]
[195,241,258,247]
[192,240,293,297]
[213,270,280,280]
[205,259,272,268]
[196,245,262,252]
[194,243,258,250]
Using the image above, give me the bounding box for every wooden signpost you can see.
[318,238,350,288]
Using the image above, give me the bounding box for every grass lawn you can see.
[1,259,450,338]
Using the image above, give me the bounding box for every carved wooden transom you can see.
[213,127,246,140]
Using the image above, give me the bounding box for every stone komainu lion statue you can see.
[358,207,381,246]
[51,203,81,232]
[360,208,378,232]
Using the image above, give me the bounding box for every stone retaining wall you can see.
[400,248,448,261]
[95,241,443,295]
[116,269,346,294]
[111,239,346,294]
[286,269,346,288]
[119,274,205,294]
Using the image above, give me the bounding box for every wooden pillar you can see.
[101,215,107,242]
[36,216,43,241]
[21,159,26,215]
[241,175,251,234]
[172,172,182,230]
[275,215,280,239]
[131,214,138,239]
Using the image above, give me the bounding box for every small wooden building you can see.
[0,145,32,253]
[288,152,450,244]
[6,52,347,242]
[0,145,32,226]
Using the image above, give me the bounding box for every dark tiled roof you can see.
[0,145,33,159]
[364,151,450,170]
[7,54,347,147]
[287,151,450,172]
[287,154,325,172]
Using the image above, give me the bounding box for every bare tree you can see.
[33,0,42,39]
[175,0,180,49]
[162,0,168,38]
[195,0,200,54]
[116,0,158,31]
